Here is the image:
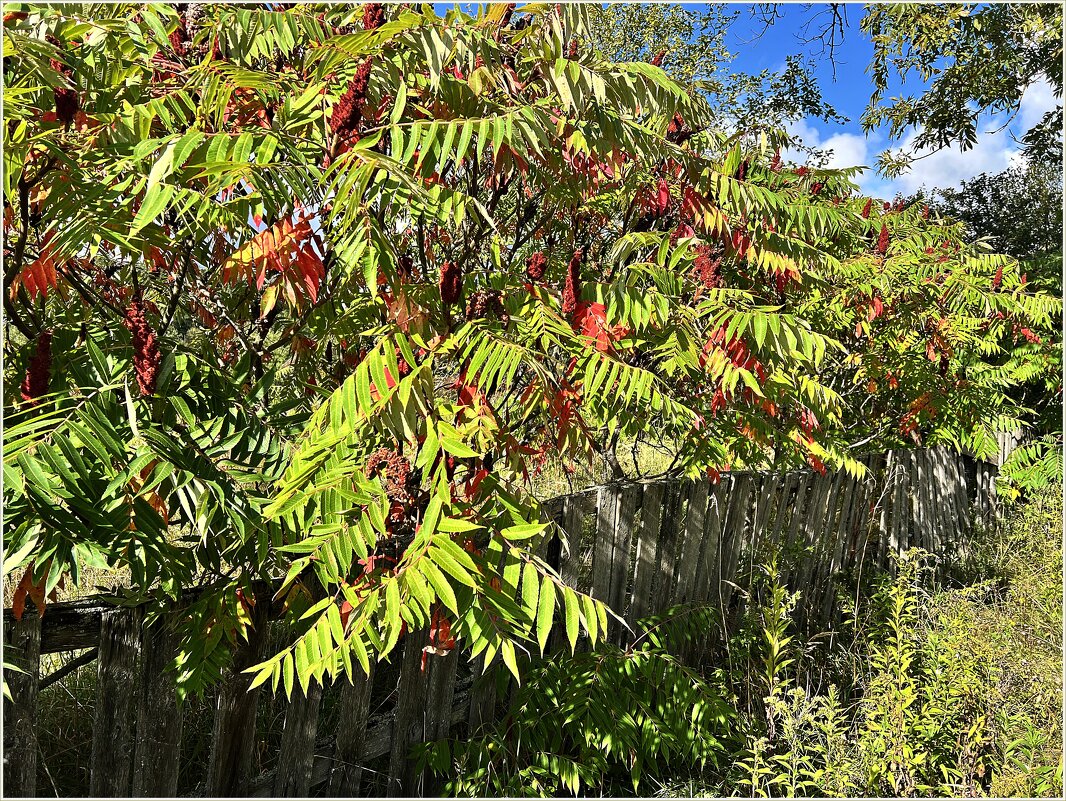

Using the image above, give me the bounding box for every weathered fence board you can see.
[3,614,41,798]
[205,593,270,797]
[90,608,143,797]
[325,663,376,797]
[6,445,1003,798]
[131,615,183,797]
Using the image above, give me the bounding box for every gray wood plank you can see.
[274,682,324,797]
[206,593,270,797]
[693,477,727,607]
[3,613,41,797]
[386,627,430,797]
[132,615,183,797]
[720,475,750,606]
[386,629,459,796]
[676,479,710,605]
[591,485,621,604]
[326,663,376,797]
[626,482,664,629]
[90,607,144,797]
[611,484,642,643]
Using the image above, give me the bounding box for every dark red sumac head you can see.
[439,260,463,305]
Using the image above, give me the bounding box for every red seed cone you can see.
[993,265,1003,290]
[500,2,516,27]
[861,198,873,219]
[650,49,666,67]
[439,261,463,305]
[366,448,413,502]
[693,245,722,291]
[20,330,53,403]
[525,251,547,282]
[362,2,385,30]
[769,149,782,172]
[48,48,79,126]
[330,59,372,137]
[124,299,161,396]
[562,249,581,316]
[169,19,188,55]
[876,223,890,256]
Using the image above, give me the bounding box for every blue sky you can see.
[719,3,1056,198]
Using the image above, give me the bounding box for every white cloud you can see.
[784,78,1060,199]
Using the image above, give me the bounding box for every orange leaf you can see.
[222,212,324,308]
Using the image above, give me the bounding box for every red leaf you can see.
[222,212,324,308]
[10,237,61,300]
[573,301,610,352]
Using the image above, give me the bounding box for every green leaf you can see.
[562,588,580,653]
[536,576,556,654]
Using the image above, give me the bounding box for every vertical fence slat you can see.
[386,629,459,796]
[326,664,376,797]
[652,483,684,610]
[675,478,710,605]
[3,614,41,798]
[626,482,664,630]
[592,485,621,604]
[611,485,642,644]
[132,615,183,797]
[206,592,270,797]
[91,607,143,798]
[720,475,751,610]
[274,682,324,797]
[387,627,430,797]
[693,477,726,607]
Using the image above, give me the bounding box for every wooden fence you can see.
[2,446,1000,798]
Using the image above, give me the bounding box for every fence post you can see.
[386,627,460,796]
[90,607,144,797]
[206,588,270,796]
[131,614,183,797]
[3,614,42,798]
[326,662,376,797]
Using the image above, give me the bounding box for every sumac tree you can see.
[2,3,1057,696]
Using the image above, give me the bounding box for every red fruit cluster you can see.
[169,19,188,55]
[693,244,722,290]
[809,181,822,195]
[48,48,79,126]
[500,3,517,27]
[362,2,385,29]
[922,205,930,220]
[993,265,1003,290]
[525,251,547,281]
[650,49,666,67]
[20,330,52,403]
[769,150,782,172]
[366,448,413,504]
[562,249,582,316]
[330,59,372,138]
[466,288,506,321]
[124,299,161,396]
[735,159,748,181]
[876,223,890,255]
[439,260,463,305]
[861,198,873,219]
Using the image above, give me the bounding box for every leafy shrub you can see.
[418,606,735,796]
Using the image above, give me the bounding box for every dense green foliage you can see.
[2,3,1057,701]
[425,490,1063,798]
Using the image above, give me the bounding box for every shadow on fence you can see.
[2,446,1000,797]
